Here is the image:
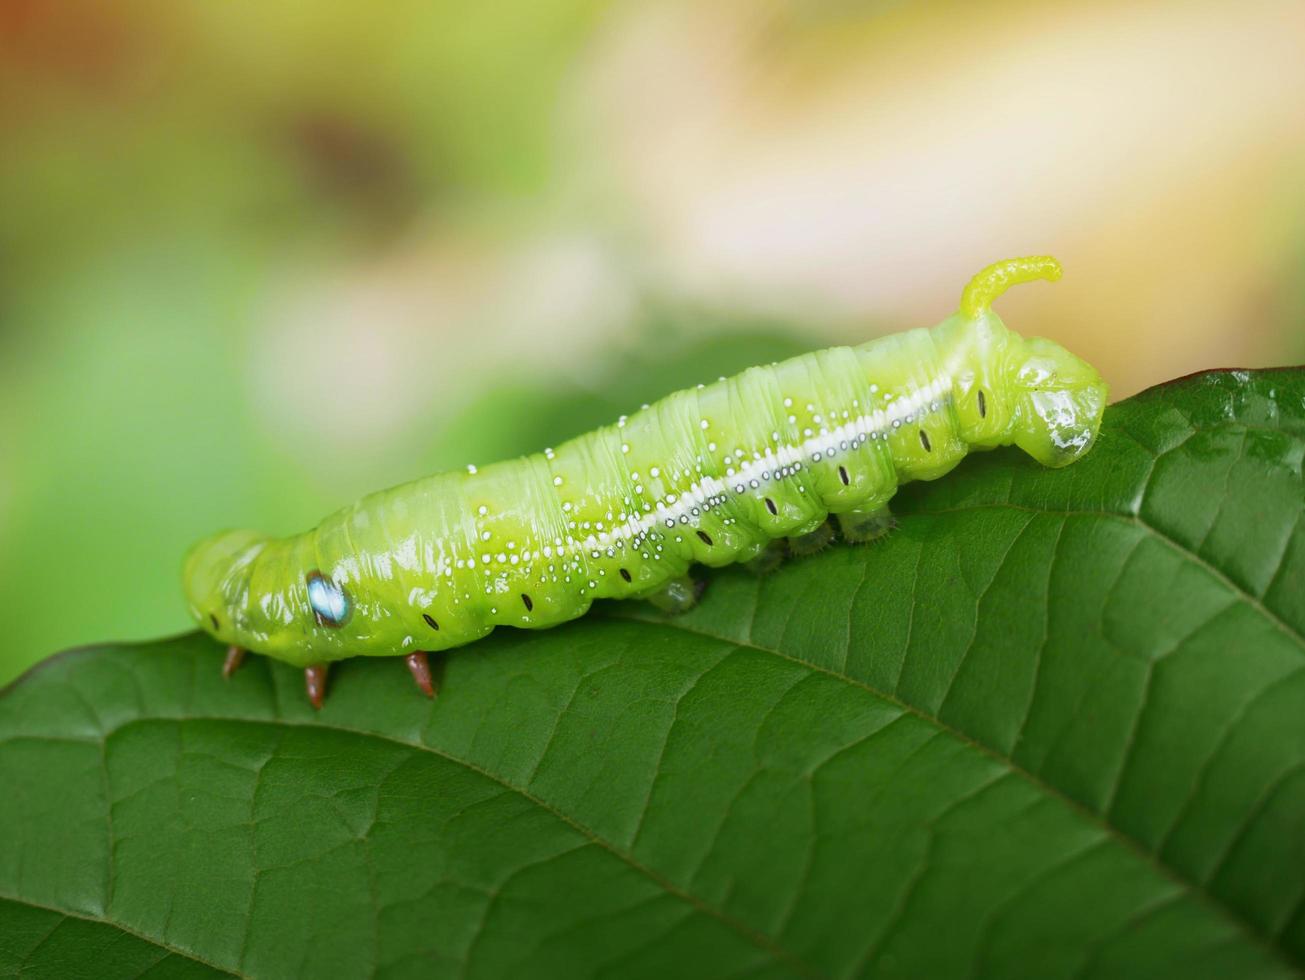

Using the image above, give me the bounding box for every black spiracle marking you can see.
[422,613,440,631]
[978,389,987,418]
[919,429,932,452]
[521,593,534,612]
[619,568,632,583]
[209,613,220,631]
[838,465,850,485]
[765,497,778,515]
[696,530,713,546]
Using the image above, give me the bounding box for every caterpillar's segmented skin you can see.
[185,257,1108,706]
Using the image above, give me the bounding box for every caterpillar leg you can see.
[744,540,787,575]
[405,652,437,698]
[222,645,246,679]
[836,506,897,544]
[647,575,707,615]
[787,521,833,556]
[304,664,330,710]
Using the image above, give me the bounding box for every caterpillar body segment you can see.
[186,257,1108,701]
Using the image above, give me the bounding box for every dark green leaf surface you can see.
[1,368,1302,979]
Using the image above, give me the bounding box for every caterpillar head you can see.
[185,528,376,664]
[183,529,268,645]
[1005,336,1109,467]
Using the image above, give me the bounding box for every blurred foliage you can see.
[2,0,1304,682]
[0,300,811,684]
[0,0,612,681]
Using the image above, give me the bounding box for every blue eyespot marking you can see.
[307,571,351,628]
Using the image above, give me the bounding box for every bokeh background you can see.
[2,0,1303,684]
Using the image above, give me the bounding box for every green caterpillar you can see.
[185,256,1108,707]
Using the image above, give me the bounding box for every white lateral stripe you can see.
[589,375,951,550]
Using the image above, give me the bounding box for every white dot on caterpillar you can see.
[553,476,563,486]
[562,502,573,511]
[466,464,477,474]
[650,467,659,477]
[700,419,710,429]
[480,531,491,541]
[622,443,630,454]
[783,397,793,407]
[478,505,488,516]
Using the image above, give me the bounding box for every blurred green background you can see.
[2,0,1303,684]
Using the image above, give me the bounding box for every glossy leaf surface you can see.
[1,369,1302,979]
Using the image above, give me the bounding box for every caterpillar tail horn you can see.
[959,255,1062,318]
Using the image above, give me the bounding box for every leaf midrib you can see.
[909,501,1303,649]
[0,892,243,978]
[2,711,818,980]
[609,494,1303,969]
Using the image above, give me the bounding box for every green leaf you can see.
[1,368,1302,979]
